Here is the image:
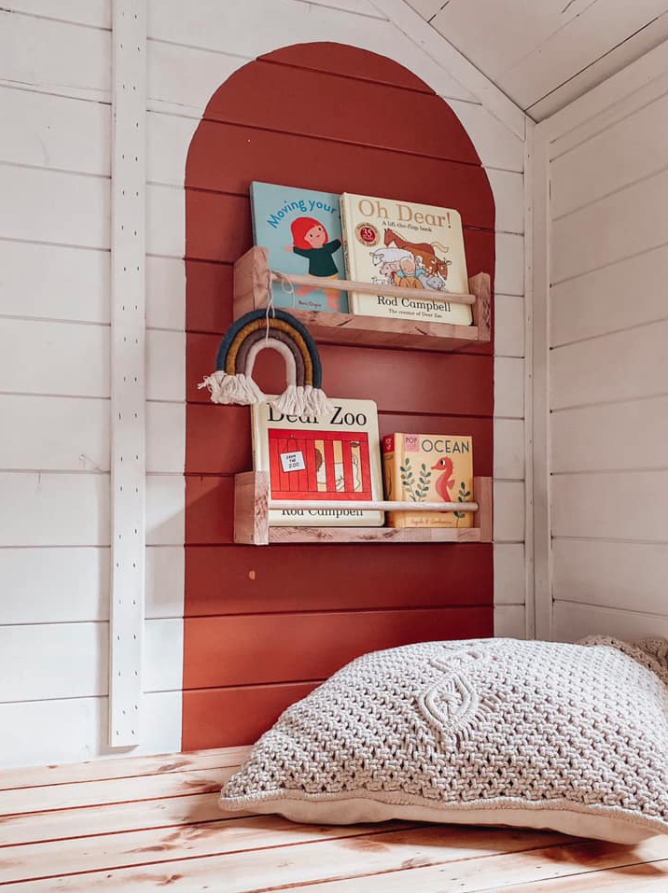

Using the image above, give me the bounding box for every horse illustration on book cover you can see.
[340,193,472,325]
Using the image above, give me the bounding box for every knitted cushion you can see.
[220,636,668,844]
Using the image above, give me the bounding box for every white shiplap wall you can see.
[0,4,183,768]
[534,40,668,642]
[0,0,530,767]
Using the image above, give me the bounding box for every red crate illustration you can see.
[268,429,372,501]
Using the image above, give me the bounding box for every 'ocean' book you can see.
[250,182,348,313]
[251,398,384,527]
[382,433,473,528]
[340,193,472,325]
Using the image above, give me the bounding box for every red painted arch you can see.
[182,42,495,750]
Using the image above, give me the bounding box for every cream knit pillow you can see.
[220,637,668,844]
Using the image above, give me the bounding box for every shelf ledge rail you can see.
[235,472,493,546]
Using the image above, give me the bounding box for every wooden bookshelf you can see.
[233,246,491,352]
[234,472,493,545]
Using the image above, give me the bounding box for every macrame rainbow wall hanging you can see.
[199,308,333,416]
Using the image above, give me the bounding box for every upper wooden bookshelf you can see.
[233,247,491,353]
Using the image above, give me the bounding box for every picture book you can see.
[250,182,348,313]
[382,433,473,528]
[251,398,384,527]
[340,193,472,325]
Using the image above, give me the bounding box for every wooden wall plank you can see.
[146,546,184,619]
[146,0,478,103]
[493,419,525,480]
[552,398,668,473]
[0,691,181,769]
[200,62,481,164]
[184,608,492,689]
[3,1,111,28]
[146,474,185,547]
[0,11,110,102]
[494,357,524,419]
[551,321,668,410]
[0,623,107,702]
[150,116,518,236]
[494,294,524,357]
[0,547,182,624]
[186,334,494,414]
[186,406,492,477]
[553,539,668,616]
[146,329,185,403]
[552,471,668,542]
[493,543,525,605]
[553,601,668,643]
[0,242,110,325]
[182,682,319,750]
[551,91,668,220]
[552,167,668,284]
[146,402,185,473]
[0,166,110,249]
[494,605,526,639]
[0,86,110,175]
[146,255,186,331]
[0,319,109,398]
[0,473,110,547]
[185,544,493,616]
[0,396,109,471]
[0,548,108,624]
[494,481,525,543]
[0,620,180,703]
[551,242,668,347]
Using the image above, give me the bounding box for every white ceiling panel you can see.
[405,0,668,119]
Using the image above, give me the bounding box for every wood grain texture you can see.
[184,42,495,748]
[5,741,665,891]
[184,607,492,689]
[185,543,493,616]
[183,682,321,750]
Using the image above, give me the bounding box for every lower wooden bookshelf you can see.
[234,472,493,545]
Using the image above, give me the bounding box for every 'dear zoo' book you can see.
[340,193,472,325]
[251,398,384,527]
[382,433,473,528]
[250,182,348,313]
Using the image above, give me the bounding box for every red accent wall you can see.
[183,42,495,750]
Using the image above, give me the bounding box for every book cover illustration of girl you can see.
[284,217,345,312]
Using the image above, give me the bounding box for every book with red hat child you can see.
[250,181,348,313]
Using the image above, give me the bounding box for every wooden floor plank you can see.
[247,835,668,893]
[0,767,235,817]
[0,825,573,891]
[0,816,417,884]
[485,857,668,891]
[0,747,250,791]
[1,748,666,893]
[0,793,227,848]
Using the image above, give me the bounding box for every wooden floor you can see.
[0,748,667,891]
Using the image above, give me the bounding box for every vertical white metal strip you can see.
[109,0,147,746]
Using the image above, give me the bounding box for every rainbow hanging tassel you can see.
[198,308,333,417]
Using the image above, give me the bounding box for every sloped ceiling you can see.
[406,0,668,120]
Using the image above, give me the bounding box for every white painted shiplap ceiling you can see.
[405,0,668,119]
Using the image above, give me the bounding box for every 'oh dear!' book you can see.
[340,193,472,325]
[251,398,384,527]
[382,433,473,528]
[250,182,348,313]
